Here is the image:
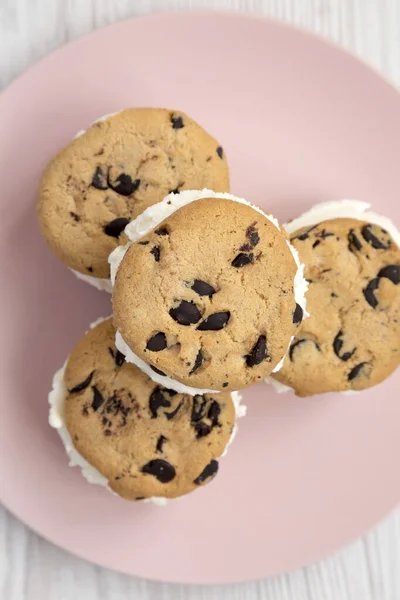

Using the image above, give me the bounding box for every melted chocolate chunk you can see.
[155,227,169,236]
[146,332,167,352]
[245,335,268,367]
[378,265,400,285]
[361,224,391,249]
[165,400,184,421]
[69,371,94,393]
[108,347,125,367]
[156,435,167,453]
[91,386,105,411]
[189,350,204,375]
[150,365,167,376]
[150,246,160,262]
[291,225,318,242]
[348,362,370,381]
[207,400,221,425]
[91,166,108,190]
[191,280,216,297]
[195,422,211,438]
[149,388,171,418]
[232,253,254,268]
[191,396,207,422]
[348,229,363,252]
[108,173,140,196]
[289,338,320,361]
[249,231,260,247]
[171,115,184,129]
[169,300,202,325]
[142,459,176,483]
[104,218,130,238]
[363,278,380,309]
[197,311,230,331]
[194,460,219,485]
[292,303,303,325]
[333,331,356,361]
[216,146,224,159]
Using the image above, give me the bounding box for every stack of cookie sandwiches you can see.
[38,108,399,503]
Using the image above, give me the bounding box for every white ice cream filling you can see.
[267,199,400,394]
[48,318,245,503]
[109,189,308,391]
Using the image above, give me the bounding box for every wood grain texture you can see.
[1,1,399,598]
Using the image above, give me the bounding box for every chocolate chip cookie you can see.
[37,108,230,282]
[272,215,400,396]
[112,192,307,393]
[52,317,238,501]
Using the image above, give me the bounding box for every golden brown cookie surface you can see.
[37,108,229,278]
[273,218,400,396]
[64,318,235,500]
[113,197,303,391]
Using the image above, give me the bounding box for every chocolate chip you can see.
[222,382,228,388]
[333,331,356,362]
[312,240,321,249]
[348,229,363,252]
[146,332,167,352]
[191,395,207,422]
[169,188,180,194]
[197,311,230,331]
[289,339,320,361]
[87,266,93,272]
[232,253,254,268]
[363,278,380,309]
[150,365,167,376]
[239,243,252,252]
[316,229,335,239]
[207,400,221,425]
[135,496,145,501]
[361,224,391,249]
[171,115,184,129]
[292,303,303,325]
[104,429,112,436]
[165,399,184,421]
[348,362,370,381]
[249,231,260,247]
[104,218,130,238]
[139,241,149,246]
[191,280,216,297]
[195,422,212,438]
[68,371,94,393]
[156,435,167,453]
[149,388,171,418]
[91,386,105,411]
[169,300,202,325]
[245,335,268,367]
[189,350,204,375]
[155,227,169,236]
[194,460,219,485]
[165,388,178,397]
[108,347,125,367]
[150,246,160,262]
[291,225,317,242]
[142,459,176,483]
[70,211,80,222]
[378,265,400,285]
[216,146,224,159]
[108,173,140,196]
[91,166,108,190]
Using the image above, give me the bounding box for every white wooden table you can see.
[1,1,399,598]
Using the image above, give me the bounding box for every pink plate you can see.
[1,11,400,585]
